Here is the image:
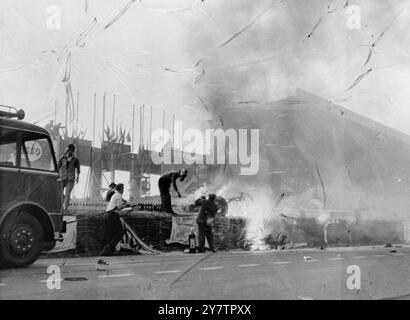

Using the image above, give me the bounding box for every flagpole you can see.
[149,105,152,151]
[142,104,145,149]
[92,93,96,147]
[54,99,57,123]
[112,94,116,132]
[172,114,175,150]
[65,94,68,136]
[102,92,106,139]
[161,109,165,175]
[76,92,79,136]
[131,104,135,199]
[139,105,142,151]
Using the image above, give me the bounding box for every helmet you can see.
[208,193,216,201]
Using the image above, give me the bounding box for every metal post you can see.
[92,93,96,147]
[131,104,135,199]
[112,94,116,132]
[102,92,106,139]
[76,92,79,136]
[54,99,57,123]
[149,105,152,151]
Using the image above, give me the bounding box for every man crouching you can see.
[101,183,131,256]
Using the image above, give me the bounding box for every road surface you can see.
[1,246,409,300]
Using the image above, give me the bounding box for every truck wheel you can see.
[0,212,44,268]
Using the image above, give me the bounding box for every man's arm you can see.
[172,173,181,197]
[75,158,80,182]
[57,157,63,169]
[115,197,130,211]
[114,196,125,210]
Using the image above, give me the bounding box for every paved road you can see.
[1,246,409,300]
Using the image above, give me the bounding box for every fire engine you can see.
[0,105,65,267]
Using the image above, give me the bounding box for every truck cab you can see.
[0,106,64,267]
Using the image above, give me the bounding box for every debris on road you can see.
[64,277,88,281]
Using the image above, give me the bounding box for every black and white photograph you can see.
[1,0,410,305]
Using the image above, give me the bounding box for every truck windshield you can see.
[0,128,56,171]
[0,142,17,167]
[0,128,17,167]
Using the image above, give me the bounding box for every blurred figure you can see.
[196,193,218,253]
[58,144,80,211]
[52,122,65,139]
[158,168,188,214]
[44,120,54,133]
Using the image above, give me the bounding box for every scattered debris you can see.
[345,68,372,91]
[103,0,137,30]
[306,16,324,39]
[194,0,278,67]
[64,277,89,281]
[76,17,98,47]
[194,69,206,83]
[363,10,403,66]
[314,162,326,205]
[97,259,109,265]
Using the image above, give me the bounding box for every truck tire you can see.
[0,211,44,268]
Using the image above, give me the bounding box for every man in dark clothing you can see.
[158,168,188,214]
[58,144,80,210]
[196,193,218,253]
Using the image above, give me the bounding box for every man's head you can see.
[179,168,188,181]
[66,144,75,156]
[115,183,125,194]
[208,193,216,201]
[109,182,116,190]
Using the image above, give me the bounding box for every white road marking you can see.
[155,270,181,274]
[0,283,8,286]
[298,296,315,300]
[373,255,386,257]
[238,264,260,268]
[393,253,405,256]
[329,257,344,260]
[98,273,133,278]
[303,259,319,262]
[353,256,366,259]
[273,261,291,265]
[38,279,63,283]
[199,266,224,271]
